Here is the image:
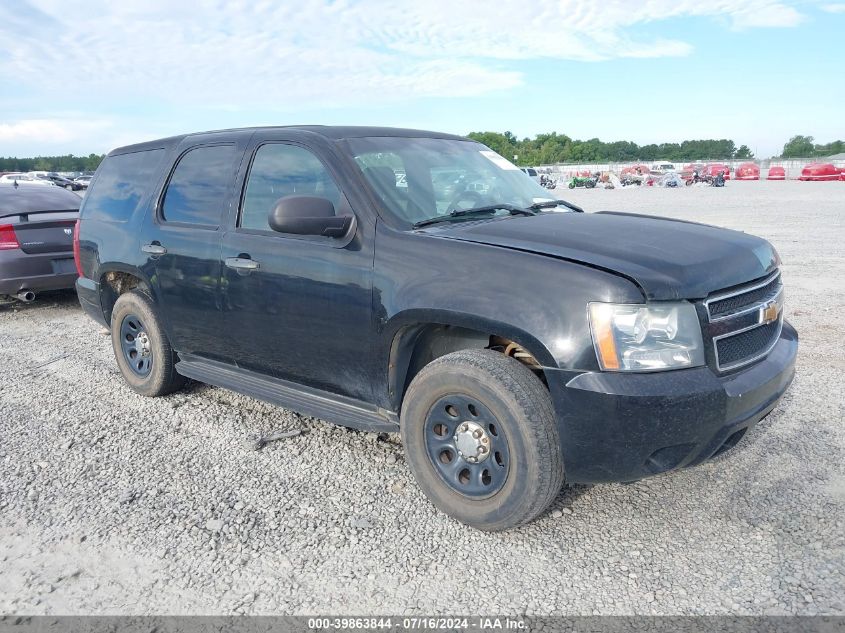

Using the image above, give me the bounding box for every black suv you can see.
[75,126,797,530]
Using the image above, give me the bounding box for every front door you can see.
[220,138,376,402]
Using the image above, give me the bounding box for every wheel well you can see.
[100,271,150,324]
[389,324,546,411]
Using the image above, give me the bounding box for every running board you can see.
[175,356,399,433]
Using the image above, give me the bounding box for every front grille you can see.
[716,321,780,368]
[704,270,784,372]
[707,272,781,319]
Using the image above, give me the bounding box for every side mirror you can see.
[267,195,353,238]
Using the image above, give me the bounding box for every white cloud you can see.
[0,118,112,144]
[0,0,813,152]
[730,4,806,28]
[820,3,845,12]
[0,0,808,109]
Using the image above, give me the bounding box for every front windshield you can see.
[347,136,565,226]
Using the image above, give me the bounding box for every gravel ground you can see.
[0,180,843,615]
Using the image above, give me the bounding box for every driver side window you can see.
[240,144,343,231]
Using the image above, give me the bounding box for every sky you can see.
[1,0,843,159]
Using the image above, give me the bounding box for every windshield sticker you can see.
[479,150,520,171]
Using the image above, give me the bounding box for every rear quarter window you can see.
[161,144,237,226]
[81,149,165,222]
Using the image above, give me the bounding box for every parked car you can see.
[621,164,650,176]
[735,162,760,180]
[650,162,676,174]
[767,166,786,181]
[520,167,543,185]
[74,175,93,189]
[799,163,842,181]
[75,126,797,531]
[30,172,84,191]
[0,173,55,186]
[0,184,81,304]
[707,163,731,180]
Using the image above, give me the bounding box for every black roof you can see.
[0,183,81,216]
[110,126,469,155]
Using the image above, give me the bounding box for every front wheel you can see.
[401,349,564,531]
[110,290,185,397]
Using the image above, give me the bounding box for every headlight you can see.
[588,302,704,371]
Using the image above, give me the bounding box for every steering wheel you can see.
[446,189,485,213]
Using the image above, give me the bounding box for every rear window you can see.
[82,149,165,222]
[161,144,236,226]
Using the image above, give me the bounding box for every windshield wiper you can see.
[412,204,536,229]
[529,199,584,213]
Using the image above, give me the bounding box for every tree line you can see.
[0,153,105,173]
[1,134,841,172]
[467,131,843,166]
[466,131,752,166]
[780,136,844,159]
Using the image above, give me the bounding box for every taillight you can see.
[0,224,20,250]
[72,219,83,277]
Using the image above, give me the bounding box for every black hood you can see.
[432,211,779,300]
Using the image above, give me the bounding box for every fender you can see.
[381,308,556,412]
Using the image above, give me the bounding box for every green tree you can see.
[782,135,815,158]
[466,132,517,161]
[735,145,754,159]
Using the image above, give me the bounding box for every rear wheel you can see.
[401,349,564,531]
[110,290,185,397]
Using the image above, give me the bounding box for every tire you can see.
[110,290,185,397]
[401,349,564,531]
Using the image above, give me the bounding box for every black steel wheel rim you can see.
[119,313,153,377]
[423,393,510,498]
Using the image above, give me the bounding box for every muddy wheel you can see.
[111,290,185,397]
[401,349,564,531]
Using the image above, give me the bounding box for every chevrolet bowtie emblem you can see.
[760,300,781,325]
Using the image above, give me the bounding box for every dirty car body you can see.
[0,184,81,303]
[74,126,797,528]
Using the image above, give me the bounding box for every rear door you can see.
[219,133,376,401]
[139,135,249,361]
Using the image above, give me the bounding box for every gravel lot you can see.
[1,180,843,615]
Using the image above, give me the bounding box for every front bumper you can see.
[546,320,798,483]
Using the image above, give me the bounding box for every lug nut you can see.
[473,430,482,439]
[462,423,469,431]
[478,446,487,453]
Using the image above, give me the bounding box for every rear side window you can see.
[82,149,165,222]
[161,144,237,226]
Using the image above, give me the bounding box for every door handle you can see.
[141,243,167,255]
[225,257,260,271]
